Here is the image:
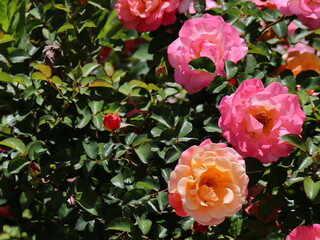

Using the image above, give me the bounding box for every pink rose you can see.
[286,224,320,240]
[167,14,248,93]
[218,78,306,163]
[248,0,277,10]
[115,0,190,32]
[168,139,249,225]
[273,0,320,30]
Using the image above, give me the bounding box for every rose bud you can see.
[103,113,121,132]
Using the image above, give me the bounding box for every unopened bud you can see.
[103,114,121,132]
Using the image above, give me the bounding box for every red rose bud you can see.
[227,78,237,86]
[99,47,112,63]
[193,221,209,233]
[155,65,168,79]
[103,114,121,131]
[0,206,12,218]
[75,0,87,4]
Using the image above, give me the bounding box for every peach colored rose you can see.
[218,78,306,163]
[277,51,320,77]
[115,0,190,32]
[273,0,320,30]
[167,14,247,93]
[168,139,249,225]
[286,224,320,240]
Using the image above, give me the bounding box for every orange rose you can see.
[168,139,249,225]
[277,51,320,96]
[277,51,320,77]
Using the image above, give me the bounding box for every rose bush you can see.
[286,224,320,240]
[218,78,306,163]
[168,139,249,225]
[115,0,190,32]
[167,14,248,93]
[0,0,320,239]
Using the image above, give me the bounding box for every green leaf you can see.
[57,24,75,33]
[125,132,137,145]
[224,60,238,80]
[89,79,113,88]
[138,219,152,235]
[248,42,269,56]
[111,172,124,188]
[0,72,11,82]
[82,63,100,77]
[123,188,148,205]
[188,57,216,74]
[33,64,52,78]
[12,74,28,85]
[106,217,132,232]
[0,34,14,44]
[27,141,46,160]
[304,177,320,201]
[245,54,257,74]
[136,177,159,191]
[8,156,29,174]
[273,22,288,38]
[0,137,26,154]
[151,106,174,128]
[207,75,228,93]
[79,21,97,32]
[176,118,192,138]
[104,62,114,76]
[88,100,104,115]
[279,134,307,152]
[51,76,63,84]
[9,49,30,63]
[82,140,98,159]
[75,112,91,129]
[54,4,71,12]
[23,86,36,99]
[158,224,168,238]
[300,76,320,91]
[164,145,184,164]
[157,192,168,211]
[31,71,47,81]
[76,191,100,216]
[134,142,151,164]
[229,214,243,237]
[193,0,206,12]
